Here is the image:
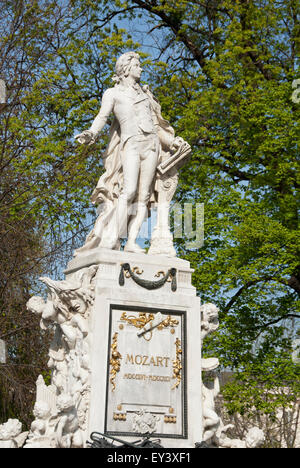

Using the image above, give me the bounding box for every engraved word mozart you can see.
[125,354,170,367]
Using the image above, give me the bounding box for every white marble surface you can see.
[74,52,190,257]
[106,307,184,437]
[79,250,202,448]
[22,248,206,448]
[66,248,195,297]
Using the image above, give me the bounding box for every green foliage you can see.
[221,350,300,444]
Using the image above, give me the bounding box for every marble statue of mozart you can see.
[75,51,190,255]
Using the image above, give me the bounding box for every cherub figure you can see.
[200,302,221,445]
[55,394,83,448]
[202,367,221,444]
[217,426,265,448]
[31,402,52,437]
[200,303,219,342]
[26,266,96,348]
[0,419,23,448]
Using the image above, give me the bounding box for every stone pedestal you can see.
[65,249,202,448]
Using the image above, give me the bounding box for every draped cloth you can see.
[75,87,175,254]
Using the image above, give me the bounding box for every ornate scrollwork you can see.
[171,338,182,390]
[154,270,172,282]
[124,266,144,278]
[109,333,122,392]
[120,312,179,335]
[120,312,154,329]
[156,315,179,331]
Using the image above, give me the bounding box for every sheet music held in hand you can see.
[157,142,191,175]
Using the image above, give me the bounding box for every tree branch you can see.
[253,314,300,339]
[131,0,208,68]
[224,276,277,313]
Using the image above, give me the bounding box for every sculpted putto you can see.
[200,303,219,341]
[25,267,97,448]
[200,302,221,444]
[75,51,190,256]
[216,426,265,449]
[200,302,265,448]
[0,419,26,448]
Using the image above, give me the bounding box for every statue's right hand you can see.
[74,130,95,145]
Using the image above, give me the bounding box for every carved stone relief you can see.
[24,265,98,448]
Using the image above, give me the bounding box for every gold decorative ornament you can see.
[164,416,177,424]
[110,332,122,392]
[120,312,179,333]
[154,270,172,283]
[124,266,144,278]
[156,315,179,331]
[113,412,127,421]
[171,338,182,390]
[120,312,155,329]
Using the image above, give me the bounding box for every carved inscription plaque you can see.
[105,305,187,438]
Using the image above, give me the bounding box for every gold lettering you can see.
[123,373,171,382]
[126,354,134,365]
[125,354,171,367]
[142,355,149,365]
[135,355,142,365]
[150,356,157,366]
[156,356,163,367]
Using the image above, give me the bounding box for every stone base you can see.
[65,248,202,448]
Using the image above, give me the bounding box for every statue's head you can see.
[26,296,45,315]
[0,419,22,440]
[68,293,87,315]
[200,303,219,324]
[113,51,141,84]
[57,394,74,412]
[33,401,51,420]
[245,427,265,448]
